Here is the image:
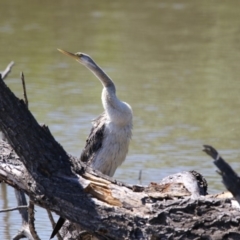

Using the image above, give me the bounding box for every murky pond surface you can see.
[1,1,240,239]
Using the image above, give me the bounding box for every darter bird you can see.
[50,49,133,239]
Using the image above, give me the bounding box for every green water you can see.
[1,1,240,238]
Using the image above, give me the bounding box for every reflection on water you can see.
[1,0,240,238]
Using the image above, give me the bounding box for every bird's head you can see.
[58,49,96,69]
[58,48,115,89]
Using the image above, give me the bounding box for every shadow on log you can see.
[1,73,240,239]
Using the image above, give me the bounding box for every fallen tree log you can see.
[1,74,240,240]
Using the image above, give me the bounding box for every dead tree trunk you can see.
[0,74,240,240]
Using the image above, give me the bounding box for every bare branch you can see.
[1,61,14,80]
[47,209,55,231]
[20,72,28,108]
[203,145,240,203]
[28,200,41,240]
[0,205,28,213]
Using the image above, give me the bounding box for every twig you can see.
[47,209,55,230]
[21,72,28,108]
[1,61,14,80]
[0,205,28,213]
[28,200,41,240]
[138,170,142,185]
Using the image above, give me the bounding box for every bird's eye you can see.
[75,52,82,58]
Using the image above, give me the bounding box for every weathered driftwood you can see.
[1,74,240,240]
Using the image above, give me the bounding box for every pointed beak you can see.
[57,49,79,60]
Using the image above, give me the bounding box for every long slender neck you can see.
[85,61,116,92]
[83,61,130,123]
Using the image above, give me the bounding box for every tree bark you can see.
[0,74,240,240]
